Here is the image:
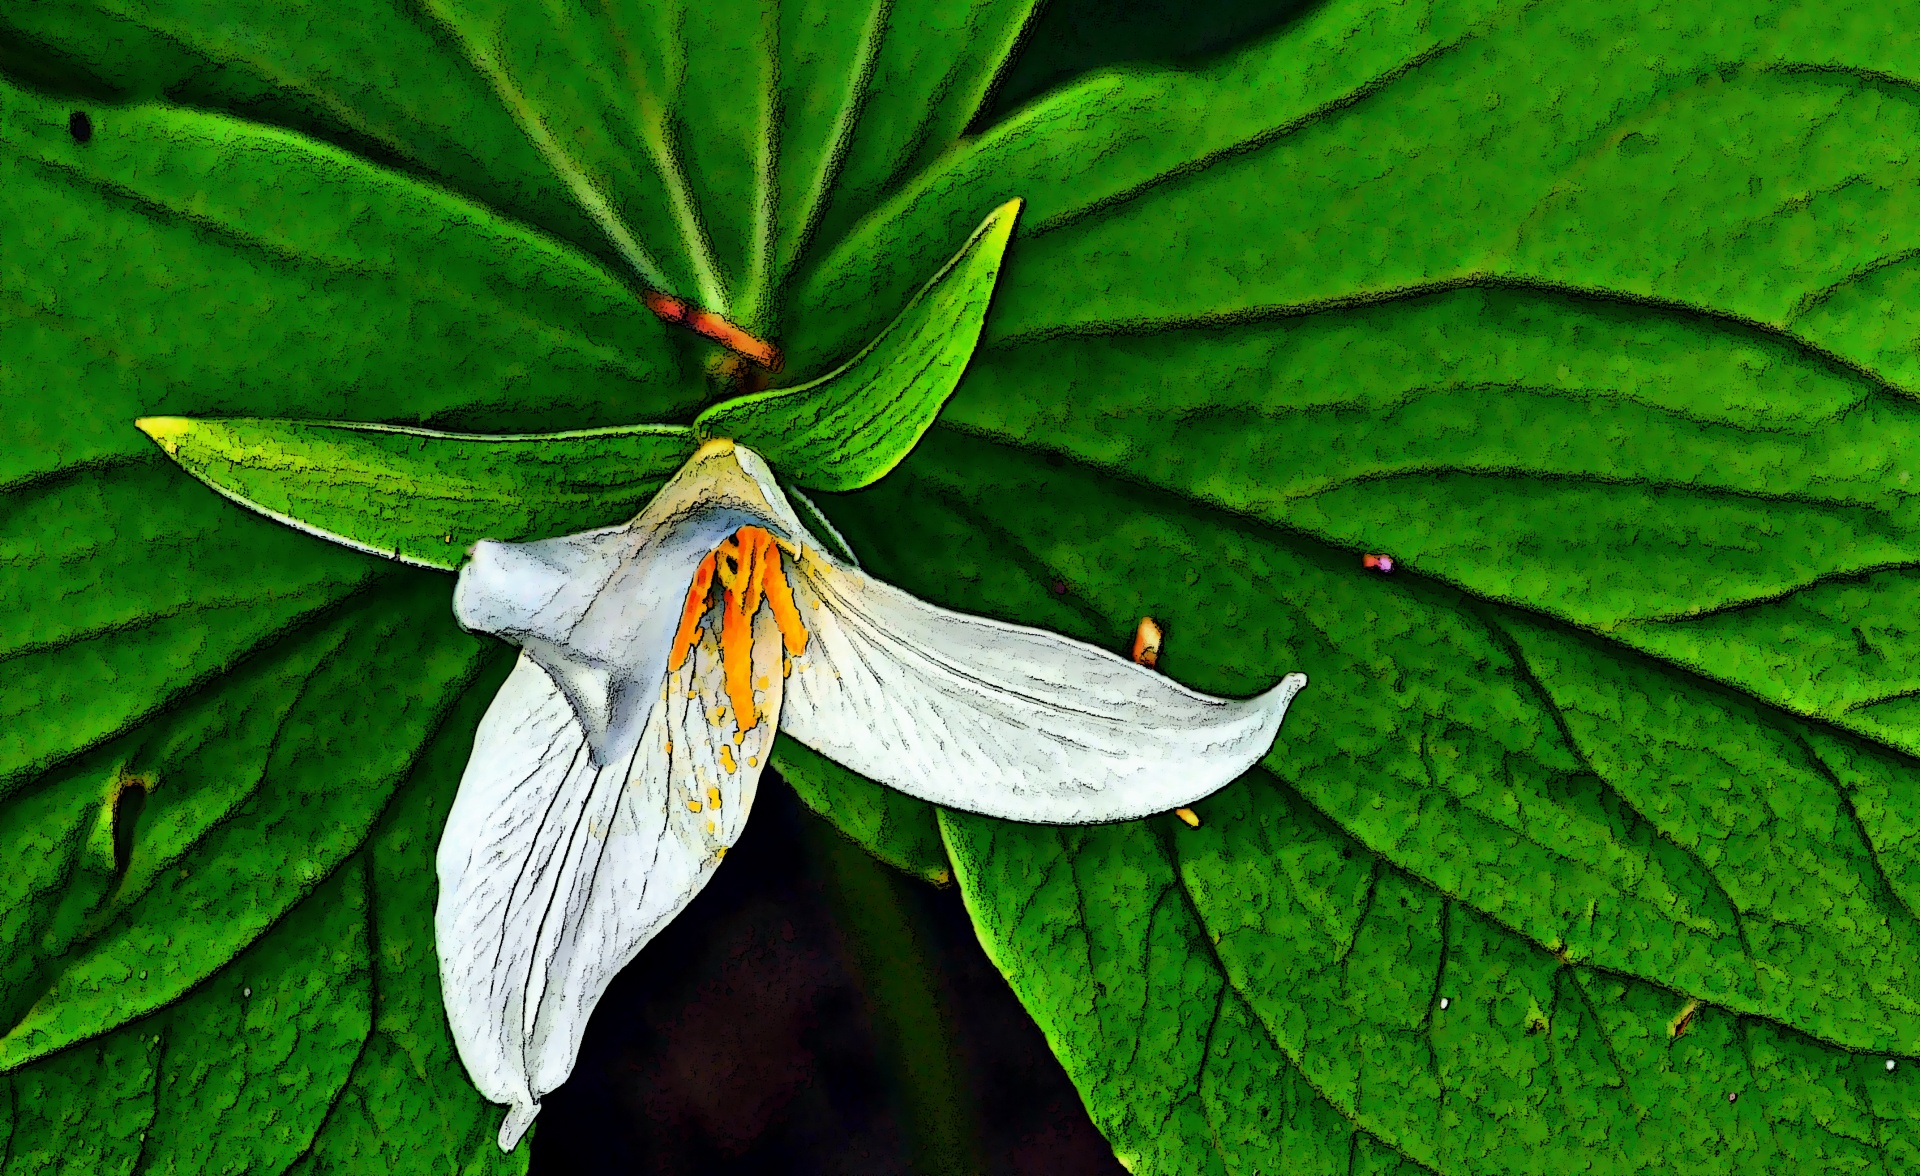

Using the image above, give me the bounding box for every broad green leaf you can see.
[3,859,367,1176]
[938,804,1426,1176]
[696,200,1020,491]
[792,0,1515,367]
[828,431,1920,1172]
[768,0,1920,1160]
[0,577,485,1073]
[944,774,1920,1176]
[773,736,949,886]
[0,0,1039,333]
[16,0,1920,1171]
[136,417,696,571]
[0,669,522,1176]
[0,66,671,1164]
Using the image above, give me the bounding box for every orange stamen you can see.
[741,530,769,620]
[720,583,756,734]
[669,552,717,672]
[760,543,809,656]
[670,525,810,738]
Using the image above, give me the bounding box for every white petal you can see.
[450,441,798,766]
[436,611,783,1151]
[778,554,1307,823]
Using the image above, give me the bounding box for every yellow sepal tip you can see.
[134,416,194,454]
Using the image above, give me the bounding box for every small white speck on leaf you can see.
[138,970,147,980]
[1728,1092,1738,1103]
[1439,997,1450,1010]
[1889,1059,1898,1072]
[244,987,251,998]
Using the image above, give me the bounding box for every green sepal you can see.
[135,416,698,570]
[696,200,1022,491]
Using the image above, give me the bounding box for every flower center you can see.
[668,525,809,735]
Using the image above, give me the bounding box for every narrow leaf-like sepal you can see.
[694,200,1022,492]
[134,416,696,569]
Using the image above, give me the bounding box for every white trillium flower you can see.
[437,438,1308,1150]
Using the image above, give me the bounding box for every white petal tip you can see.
[499,1100,540,1152]
[1270,672,1308,707]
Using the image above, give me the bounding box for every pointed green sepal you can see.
[135,416,697,571]
[695,199,1022,492]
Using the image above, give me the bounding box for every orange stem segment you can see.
[643,291,783,372]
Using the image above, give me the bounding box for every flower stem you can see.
[803,809,982,1175]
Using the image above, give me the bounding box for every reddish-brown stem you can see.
[644,291,784,372]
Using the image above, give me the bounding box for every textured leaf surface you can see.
[695,199,1020,490]
[13,0,1920,1171]
[0,63,678,1167]
[823,431,1920,1172]
[792,3,1920,1154]
[136,418,695,571]
[0,0,1038,332]
[0,670,519,1176]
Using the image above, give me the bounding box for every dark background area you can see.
[532,3,1317,1171]
[530,776,1126,1176]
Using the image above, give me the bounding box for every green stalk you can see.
[803,810,982,1175]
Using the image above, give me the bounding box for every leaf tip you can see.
[986,197,1024,242]
[134,416,194,455]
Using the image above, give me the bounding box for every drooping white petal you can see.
[436,612,784,1151]
[775,555,1306,823]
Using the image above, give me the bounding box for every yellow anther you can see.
[1133,617,1164,668]
[688,799,703,813]
[719,744,737,773]
[715,846,727,860]
[707,787,722,809]
[747,755,758,767]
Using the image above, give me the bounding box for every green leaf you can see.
[0,666,521,1176]
[1,0,1039,334]
[696,200,1020,491]
[773,735,949,886]
[761,3,1920,1167]
[136,417,697,571]
[824,427,1920,1172]
[0,64,661,1164]
[19,0,1920,1170]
